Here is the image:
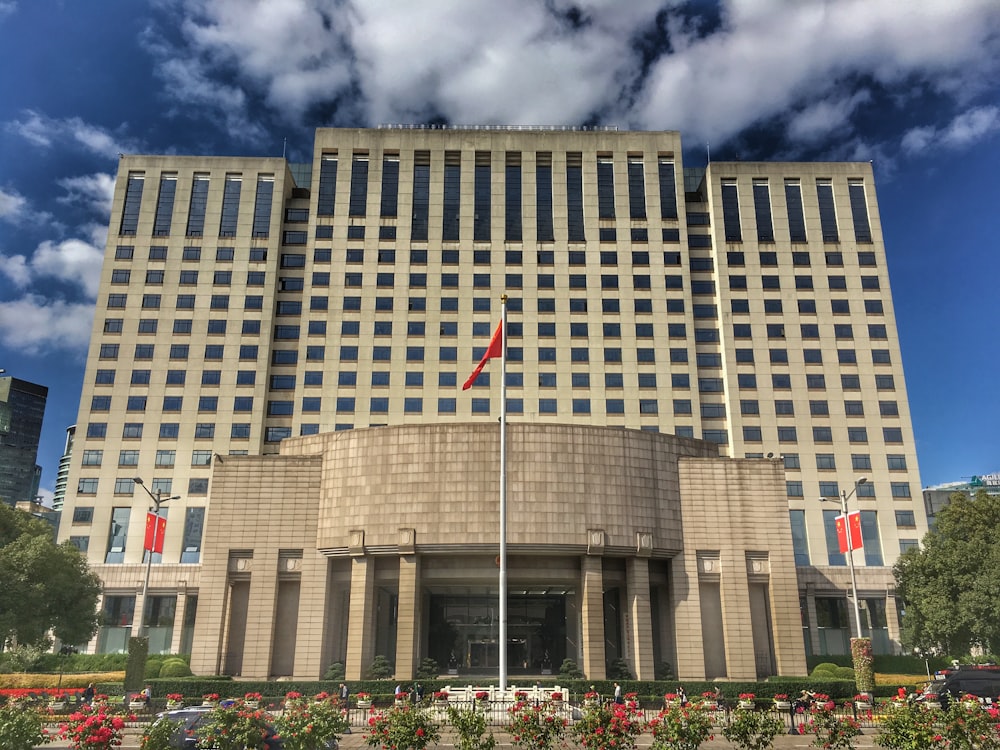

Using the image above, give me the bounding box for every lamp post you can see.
[132,477,179,637]
[820,477,868,639]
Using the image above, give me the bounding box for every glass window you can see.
[789,509,809,565]
[816,179,838,242]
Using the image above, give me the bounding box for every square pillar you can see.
[169,590,187,655]
[580,554,606,680]
[394,553,420,680]
[626,556,655,680]
[241,549,279,678]
[293,552,330,678]
[345,555,375,680]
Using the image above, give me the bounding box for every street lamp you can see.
[819,477,868,639]
[132,477,179,638]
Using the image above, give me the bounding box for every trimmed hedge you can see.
[0,672,125,689]
[806,653,951,675]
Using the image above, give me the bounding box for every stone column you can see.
[580,554,606,679]
[884,590,901,654]
[394,551,420,679]
[169,590,187,655]
[345,555,376,681]
[626,555,655,680]
[241,548,279,678]
[805,587,822,656]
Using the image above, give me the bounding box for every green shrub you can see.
[559,659,584,679]
[833,666,856,680]
[159,659,193,678]
[654,661,675,680]
[322,662,345,681]
[811,662,840,675]
[606,658,633,680]
[415,658,440,679]
[367,655,393,679]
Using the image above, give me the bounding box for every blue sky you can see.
[2,0,999,502]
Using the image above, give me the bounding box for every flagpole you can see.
[499,294,508,692]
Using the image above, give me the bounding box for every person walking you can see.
[614,682,623,704]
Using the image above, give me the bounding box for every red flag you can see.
[835,511,863,553]
[462,321,503,390]
[144,512,166,553]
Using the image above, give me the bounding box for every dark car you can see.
[153,706,284,750]
[922,667,1000,704]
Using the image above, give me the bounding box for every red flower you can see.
[416,728,425,737]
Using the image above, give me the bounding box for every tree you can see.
[894,489,1000,655]
[0,503,101,648]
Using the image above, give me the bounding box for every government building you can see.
[57,127,927,681]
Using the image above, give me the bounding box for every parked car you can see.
[921,666,1000,704]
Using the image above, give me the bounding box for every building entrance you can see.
[427,592,569,675]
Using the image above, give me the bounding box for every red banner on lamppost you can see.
[835,511,863,553]
[144,512,166,553]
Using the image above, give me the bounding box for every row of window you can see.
[92,365,898,400]
[84,413,902,450]
[86,422,247,439]
[740,399,899,417]
[100,318,894,356]
[784,480,912,498]
[749,425,905,444]
[789,508,888,567]
[77,476,210,495]
[116,245,877,271]
[108,266,882,296]
[721,178,871,246]
[120,173,274,241]
[316,152,679,243]
[777,453,907,472]
[83,504,206,565]
[104,291,887,321]
[80,449,216,468]
[115,245,265,262]
[91,340,899,378]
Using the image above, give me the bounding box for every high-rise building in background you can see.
[52,425,76,512]
[0,374,48,507]
[57,127,928,678]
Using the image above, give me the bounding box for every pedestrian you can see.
[614,682,623,705]
[83,683,95,705]
[394,684,402,696]
[414,683,424,703]
[339,683,349,705]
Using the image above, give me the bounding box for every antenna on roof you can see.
[706,142,710,163]
[282,138,287,159]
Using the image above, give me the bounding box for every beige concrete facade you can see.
[188,423,807,680]
[56,127,926,666]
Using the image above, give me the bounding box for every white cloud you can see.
[940,106,1000,148]
[635,0,1000,146]
[146,0,1000,164]
[786,90,872,145]
[57,173,116,217]
[901,126,935,155]
[0,294,94,356]
[0,233,105,298]
[6,110,142,159]
[0,252,30,286]
[0,186,29,221]
[0,185,53,227]
[901,106,1000,154]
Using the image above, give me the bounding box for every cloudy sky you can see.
[2,0,999,500]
